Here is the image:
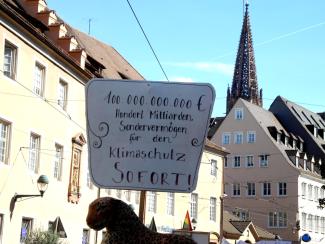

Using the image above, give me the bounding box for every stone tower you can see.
[226,3,263,114]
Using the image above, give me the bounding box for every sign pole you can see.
[138,190,146,223]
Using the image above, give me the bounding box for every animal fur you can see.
[86,197,197,244]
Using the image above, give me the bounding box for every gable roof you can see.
[223,211,275,240]
[273,96,325,146]
[0,0,93,80]
[69,27,144,80]
[204,139,229,156]
[6,0,144,81]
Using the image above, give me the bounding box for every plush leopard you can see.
[86,197,197,244]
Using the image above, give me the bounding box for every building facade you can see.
[0,0,142,243]
[212,98,325,242]
[143,141,228,243]
[0,1,228,243]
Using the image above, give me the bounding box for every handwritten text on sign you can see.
[86,79,215,192]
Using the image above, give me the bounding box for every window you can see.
[259,154,269,167]
[278,182,287,196]
[222,133,231,145]
[308,184,313,200]
[302,213,307,230]
[0,214,3,244]
[314,186,319,202]
[28,133,40,173]
[278,212,287,227]
[210,159,217,176]
[262,182,271,196]
[166,192,175,216]
[268,212,287,228]
[3,41,17,79]
[307,214,313,231]
[224,157,228,168]
[233,183,240,196]
[247,182,256,196]
[54,144,63,180]
[321,217,325,234]
[82,229,90,244]
[116,190,122,199]
[301,182,307,198]
[224,183,228,195]
[233,210,250,221]
[124,190,131,202]
[276,133,281,143]
[234,132,243,144]
[0,119,11,164]
[321,187,325,199]
[33,62,45,96]
[246,155,254,168]
[268,212,277,228]
[210,197,216,221]
[58,80,68,110]
[234,108,244,120]
[105,189,111,195]
[315,216,320,233]
[233,156,241,168]
[147,191,157,213]
[247,131,256,143]
[86,170,93,189]
[135,191,140,205]
[21,217,33,243]
[190,193,198,219]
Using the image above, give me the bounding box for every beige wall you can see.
[0,18,226,244]
[213,99,301,241]
[0,20,98,244]
[143,149,224,243]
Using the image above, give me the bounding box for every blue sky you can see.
[47,0,325,117]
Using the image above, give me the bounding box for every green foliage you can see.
[25,229,60,244]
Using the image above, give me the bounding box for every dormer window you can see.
[276,133,281,143]
[303,157,307,170]
[306,124,317,137]
[234,108,244,120]
[284,136,289,147]
[292,140,297,149]
[295,154,299,167]
[318,128,325,140]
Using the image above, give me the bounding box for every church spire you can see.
[226,3,262,114]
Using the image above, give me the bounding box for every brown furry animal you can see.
[86,197,197,244]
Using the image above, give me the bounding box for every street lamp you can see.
[191,218,197,230]
[12,175,49,203]
[10,175,49,219]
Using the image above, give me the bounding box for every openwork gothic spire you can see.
[226,3,263,114]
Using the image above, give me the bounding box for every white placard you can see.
[86,79,215,192]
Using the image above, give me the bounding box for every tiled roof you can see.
[230,220,251,233]
[69,27,144,80]
[277,96,325,145]
[205,139,229,155]
[223,211,275,240]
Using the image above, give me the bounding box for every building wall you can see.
[0,16,98,244]
[143,149,224,243]
[0,11,226,244]
[213,99,303,241]
[298,175,325,243]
